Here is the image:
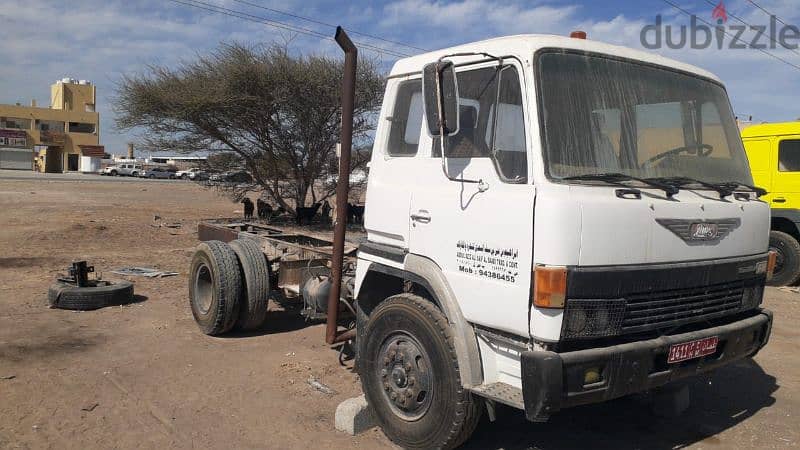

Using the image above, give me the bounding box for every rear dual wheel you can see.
[189,239,270,335]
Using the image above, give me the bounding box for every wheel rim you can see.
[194,263,214,314]
[377,332,433,421]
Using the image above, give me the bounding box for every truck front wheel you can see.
[768,230,800,286]
[361,294,483,449]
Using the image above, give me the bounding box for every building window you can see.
[0,117,31,130]
[69,122,96,133]
[778,139,800,172]
[36,120,65,132]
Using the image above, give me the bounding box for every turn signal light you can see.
[767,250,777,280]
[533,266,567,308]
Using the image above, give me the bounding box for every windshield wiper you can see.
[646,177,768,199]
[645,176,734,199]
[716,181,768,198]
[562,172,679,197]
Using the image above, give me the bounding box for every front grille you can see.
[621,281,744,334]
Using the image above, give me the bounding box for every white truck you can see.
[189,30,776,449]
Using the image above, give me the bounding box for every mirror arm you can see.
[436,60,488,191]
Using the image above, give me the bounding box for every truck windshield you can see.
[537,51,753,187]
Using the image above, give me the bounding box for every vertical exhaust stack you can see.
[326,26,357,345]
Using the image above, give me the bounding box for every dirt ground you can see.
[0,174,798,449]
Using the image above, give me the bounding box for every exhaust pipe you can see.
[326,26,357,345]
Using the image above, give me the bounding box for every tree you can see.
[115,43,384,213]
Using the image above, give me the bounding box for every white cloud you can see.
[1,0,797,154]
[373,0,800,123]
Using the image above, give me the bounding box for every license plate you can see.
[667,336,719,364]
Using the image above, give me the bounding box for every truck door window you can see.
[778,139,800,171]
[433,65,527,182]
[386,79,422,157]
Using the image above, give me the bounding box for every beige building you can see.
[0,79,103,172]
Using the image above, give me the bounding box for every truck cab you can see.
[743,122,800,285]
[354,34,774,449]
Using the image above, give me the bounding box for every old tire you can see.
[48,280,133,311]
[229,238,270,330]
[768,230,800,286]
[189,240,242,335]
[361,294,483,450]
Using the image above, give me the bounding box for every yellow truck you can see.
[743,122,800,285]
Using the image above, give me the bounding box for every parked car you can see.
[208,170,252,183]
[176,167,207,180]
[102,163,143,177]
[140,167,176,179]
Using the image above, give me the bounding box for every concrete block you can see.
[335,394,377,435]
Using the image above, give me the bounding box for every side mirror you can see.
[422,60,459,137]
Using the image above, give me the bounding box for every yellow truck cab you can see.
[743,122,800,285]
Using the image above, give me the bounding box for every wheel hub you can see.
[378,334,432,421]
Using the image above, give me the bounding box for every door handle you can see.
[773,197,786,203]
[410,210,431,223]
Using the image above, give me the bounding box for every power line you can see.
[167,0,411,58]
[746,0,791,27]
[229,0,429,52]
[174,0,410,57]
[659,0,800,72]
[700,0,800,57]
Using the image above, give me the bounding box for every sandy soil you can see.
[0,175,797,449]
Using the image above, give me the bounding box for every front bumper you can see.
[521,309,773,422]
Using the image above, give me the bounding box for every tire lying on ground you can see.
[229,238,270,330]
[189,240,242,335]
[768,230,800,287]
[361,294,483,450]
[48,280,134,311]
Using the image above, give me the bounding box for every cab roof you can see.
[741,121,800,138]
[389,34,721,83]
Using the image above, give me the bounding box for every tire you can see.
[189,241,242,335]
[181,174,188,180]
[228,239,270,330]
[131,171,138,177]
[48,280,134,311]
[361,294,483,450]
[110,170,118,176]
[768,230,800,286]
[148,174,155,179]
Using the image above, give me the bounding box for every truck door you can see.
[743,138,773,196]
[363,77,423,248]
[773,137,800,209]
[408,61,535,337]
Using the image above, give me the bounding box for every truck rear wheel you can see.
[768,230,800,286]
[228,238,270,330]
[361,294,483,449]
[189,241,241,335]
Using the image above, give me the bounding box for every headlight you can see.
[561,299,626,339]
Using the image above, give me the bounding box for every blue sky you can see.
[0,0,797,154]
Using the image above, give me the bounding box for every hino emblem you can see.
[690,222,719,240]
[656,218,740,243]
